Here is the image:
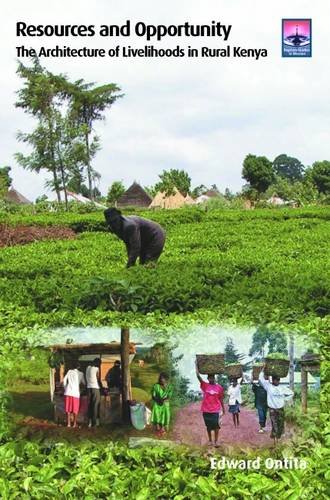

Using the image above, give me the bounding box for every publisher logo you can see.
[282,19,312,57]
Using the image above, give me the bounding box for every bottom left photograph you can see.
[11,326,186,442]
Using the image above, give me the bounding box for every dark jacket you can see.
[104,209,166,267]
[106,366,122,389]
[252,383,268,408]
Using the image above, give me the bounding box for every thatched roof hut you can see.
[149,188,188,209]
[5,188,31,205]
[184,194,195,205]
[117,182,152,208]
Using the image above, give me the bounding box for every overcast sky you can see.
[2,1,329,200]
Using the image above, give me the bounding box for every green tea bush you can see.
[0,437,329,499]
[0,207,329,497]
[0,210,328,324]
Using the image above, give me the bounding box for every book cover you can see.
[0,1,328,498]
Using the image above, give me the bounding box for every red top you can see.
[200,381,224,413]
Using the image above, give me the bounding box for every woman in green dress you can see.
[151,373,173,436]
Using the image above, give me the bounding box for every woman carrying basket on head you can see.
[195,360,225,448]
[259,366,293,445]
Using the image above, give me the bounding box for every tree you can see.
[224,337,245,364]
[154,169,191,196]
[0,166,12,199]
[35,194,48,204]
[15,58,121,206]
[54,112,90,207]
[273,154,304,182]
[308,161,330,194]
[249,326,288,359]
[68,80,123,199]
[224,188,234,200]
[265,176,319,204]
[15,59,69,202]
[67,165,86,194]
[191,184,207,198]
[106,181,125,206]
[16,106,87,209]
[242,154,274,193]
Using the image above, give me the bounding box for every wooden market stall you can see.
[49,333,138,425]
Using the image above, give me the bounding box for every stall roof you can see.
[49,342,139,355]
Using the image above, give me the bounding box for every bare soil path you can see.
[171,402,293,450]
[0,224,75,247]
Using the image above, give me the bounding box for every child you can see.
[196,361,225,447]
[151,373,173,436]
[227,378,242,428]
[259,368,293,445]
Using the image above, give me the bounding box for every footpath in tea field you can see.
[172,403,293,449]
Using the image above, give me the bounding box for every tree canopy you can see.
[224,337,245,364]
[106,181,125,206]
[242,154,274,193]
[15,58,122,207]
[153,169,191,197]
[273,154,305,182]
[0,166,12,199]
[249,326,288,359]
[308,161,330,194]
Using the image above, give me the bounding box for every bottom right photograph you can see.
[165,326,321,451]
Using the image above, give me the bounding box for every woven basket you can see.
[264,358,289,378]
[196,354,225,374]
[225,364,243,379]
[252,365,263,380]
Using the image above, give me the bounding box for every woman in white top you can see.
[259,369,293,444]
[63,361,85,428]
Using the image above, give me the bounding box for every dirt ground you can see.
[10,387,294,449]
[171,402,294,450]
[15,416,157,443]
[0,224,76,247]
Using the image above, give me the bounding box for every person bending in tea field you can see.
[195,362,225,447]
[63,361,85,428]
[104,208,166,268]
[227,378,243,428]
[252,380,268,433]
[151,372,173,436]
[259,369,293,445]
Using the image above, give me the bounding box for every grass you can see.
[131,362,159,393]
[9,382,52,422]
